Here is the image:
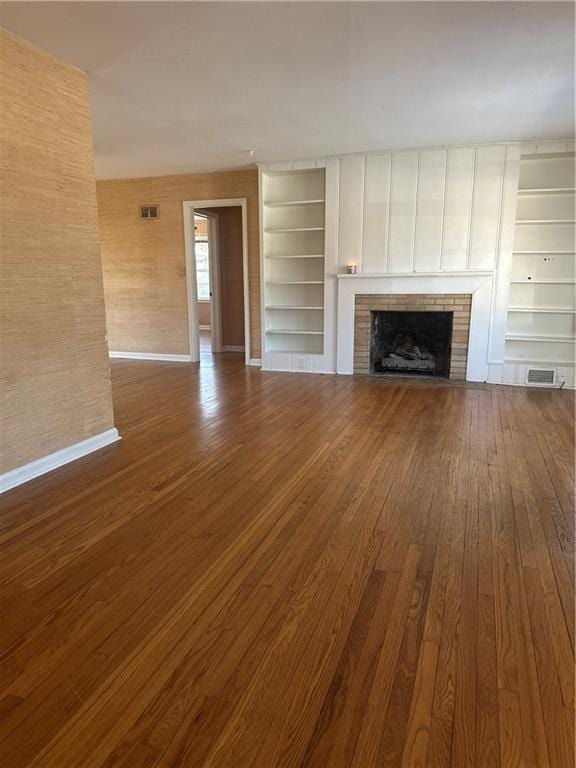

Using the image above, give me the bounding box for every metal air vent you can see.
[526,368,556,386]
[140,206,159,219]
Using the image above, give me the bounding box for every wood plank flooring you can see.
[0,354,574,767]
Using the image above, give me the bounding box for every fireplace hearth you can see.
[370,310,454,378]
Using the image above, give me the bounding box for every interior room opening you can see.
[189,203,247,364]
[193,213,213,359]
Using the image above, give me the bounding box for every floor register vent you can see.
[526,368,556,386]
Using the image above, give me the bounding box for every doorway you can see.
[183,198,250,364]
[193,211,219,359]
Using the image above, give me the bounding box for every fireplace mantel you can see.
[337,271,493,279]
[336,272,494,381]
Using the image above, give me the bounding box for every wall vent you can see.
[526,368,556,386]
[140,206,158,219]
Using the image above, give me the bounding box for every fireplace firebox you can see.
[370,310,453,378]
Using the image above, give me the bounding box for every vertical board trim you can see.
[385,153,393,272]
[486,146,507,361]
[411,152,421,272]
[466,148,478,269]
[438,150,448,271]
[359,155,366,272]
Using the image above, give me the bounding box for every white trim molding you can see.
[336,272,494,382]
[183,198,251,366]
[109,351,193,362]
[248,358,262,367]
[0,428,121,494]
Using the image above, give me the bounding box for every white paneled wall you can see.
[260,140,574,383]
[362,154,391,272]
[336,144,511,274]
[441,148,476,271]
[388,152,419,272]
[468,146,506,270]
[414,150,445,272]
[338,156,365,269]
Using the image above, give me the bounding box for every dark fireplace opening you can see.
[370,310,453,378]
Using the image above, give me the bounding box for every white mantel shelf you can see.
[337,271,493,279]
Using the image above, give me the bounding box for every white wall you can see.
[261,139,574,382]
[335,145,514,274]
[336,141,576,385]
[332,143,522,382]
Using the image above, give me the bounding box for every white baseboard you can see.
[110,351,192,362]
[486,362,504,385]
[198,325,211,331]
[260,365,328,374]
[0,428,121,494]
[496,361,575,390]
[248,358,262,367]
[223,345,245,353]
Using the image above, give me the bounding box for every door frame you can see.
[183,198,250,364]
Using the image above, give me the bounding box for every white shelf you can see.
[506,333,575,343]
[265,226,325,233]
[266,329,323,335]
[522,151,575,160]
[264,199,325,207]
[265,254,324,260]
[512,250,575,255]
[267,352,322,356]
[267,280,324,285]
[516,219,576,225]
[508,307,576,314]
[504,357,575,366]
[265,305,323,310]
[510,278,575,284]
[517,188,576,196]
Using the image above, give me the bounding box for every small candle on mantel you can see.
[345,263,357,275]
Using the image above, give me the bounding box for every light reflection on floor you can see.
[197,328,243,417]
[199,329,214,364]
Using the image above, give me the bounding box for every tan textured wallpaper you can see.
[96,170,260,357]
[0,30,115,474]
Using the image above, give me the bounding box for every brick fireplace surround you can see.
[354,293,472,380]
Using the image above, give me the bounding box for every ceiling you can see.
[1,2,573,179]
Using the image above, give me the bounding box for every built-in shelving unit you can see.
[260,167,326,359]
[505,152,575,383]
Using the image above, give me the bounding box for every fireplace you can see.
[371,310,453,377]
[353,294,472,380]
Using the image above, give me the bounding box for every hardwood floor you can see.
[0,355,574,767]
